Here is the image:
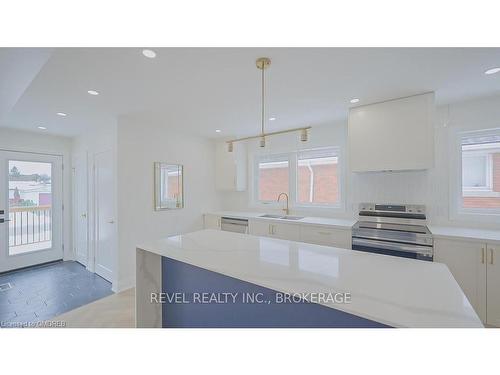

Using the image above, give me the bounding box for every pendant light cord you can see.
[261,62,265,136]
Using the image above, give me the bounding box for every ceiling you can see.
[1,47,500,138]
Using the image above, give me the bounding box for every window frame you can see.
[252,146,344,212]
[450,127,500,220]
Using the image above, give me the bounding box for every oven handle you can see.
[352,237,433,256]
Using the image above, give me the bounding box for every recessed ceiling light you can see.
[56,112,67,117]
[142,49,157,59]
[37,126,47,130]
[350,98,360,103]
[215,129,221,133]
[484,67,500,75]
[87,90,99,96]
[269,117,276,121]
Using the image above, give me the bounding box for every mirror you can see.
[154,163,184,210]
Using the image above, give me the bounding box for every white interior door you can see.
[0,150,63,273]
[93,150,115,282]
[73,154,88,266]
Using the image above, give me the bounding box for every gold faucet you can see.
[277,192,289,215]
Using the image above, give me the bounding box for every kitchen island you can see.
[136,229,482,328]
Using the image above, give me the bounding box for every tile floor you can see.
[0,261,113,327]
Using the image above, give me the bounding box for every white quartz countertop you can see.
[429,226,500,244]
[137,229,482,328]
[207,211,356,229]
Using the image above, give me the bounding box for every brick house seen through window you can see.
[258,159,289,201]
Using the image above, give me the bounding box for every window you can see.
[257,155,289,201]
[297,148,339,205]
[460,131,500,210]
[255,147,342,208]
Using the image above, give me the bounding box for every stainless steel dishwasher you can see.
[220,217,249,234]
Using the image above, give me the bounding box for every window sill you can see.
[462,191,500,198]
[451,210,500,225]
[293,204,343,211]
[249,202,346,214]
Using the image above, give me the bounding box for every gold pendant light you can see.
[227,57,310,152]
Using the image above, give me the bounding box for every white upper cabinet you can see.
[348,92,435,172]
[215,141,247,191]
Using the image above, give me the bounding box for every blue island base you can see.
[161,257,390,328]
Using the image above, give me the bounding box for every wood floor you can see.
[51,287,135,328]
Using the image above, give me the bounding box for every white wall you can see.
[219,94,500,229]
[116,115,220,291]
[0,127,73,259]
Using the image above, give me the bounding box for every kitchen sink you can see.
[259,214,304,220]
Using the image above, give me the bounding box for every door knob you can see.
[81,213,87,218]
[108,219,115,224]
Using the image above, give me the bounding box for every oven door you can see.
[352,237,433,261]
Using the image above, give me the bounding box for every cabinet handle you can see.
[482,247,485,264]
[490,248,494,265]
[272,225,276,235]
[268,224,272,235]
[317,231,331,236]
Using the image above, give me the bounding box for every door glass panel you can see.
[8,160,52,255]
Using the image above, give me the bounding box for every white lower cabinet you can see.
[206,215,352,250]
[486,244,500,327]
[299,225,351,249]
[248,220,300,242]
[434,238,500,326]
[434,239,487,322]
[203,214,221,230]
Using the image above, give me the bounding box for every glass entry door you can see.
[0,151,63,273]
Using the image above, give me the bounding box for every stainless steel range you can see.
[351,203,433,261]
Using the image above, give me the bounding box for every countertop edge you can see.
[429,225,500,244]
